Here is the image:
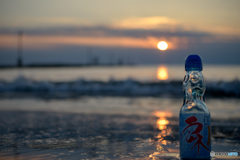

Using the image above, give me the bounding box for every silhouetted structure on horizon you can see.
[1,37,134,68]
[17,31,23,67]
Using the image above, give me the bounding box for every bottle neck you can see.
[184,91,203,104]
[183,70,205,105]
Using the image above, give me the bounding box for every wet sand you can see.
[0,110,239,160]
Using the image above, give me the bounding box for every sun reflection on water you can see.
[157,118,169,130]
[157,66,168,80]
[153,111,172,130]
[148,111,178,159]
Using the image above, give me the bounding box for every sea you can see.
[0,65,239,160]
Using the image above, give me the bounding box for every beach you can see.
[0,65,240,159]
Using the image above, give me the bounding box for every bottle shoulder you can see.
[180,100,210,115]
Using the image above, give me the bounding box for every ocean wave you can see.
[0,76,239,98]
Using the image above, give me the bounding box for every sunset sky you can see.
[0,0,240,65]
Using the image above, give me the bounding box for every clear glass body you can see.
[179,70,211,160]
[180,71,210,114]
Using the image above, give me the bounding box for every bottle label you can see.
[179,113,211,159]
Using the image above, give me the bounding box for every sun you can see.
[157,41,168,51]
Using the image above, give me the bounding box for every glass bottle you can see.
[179,55,211,159]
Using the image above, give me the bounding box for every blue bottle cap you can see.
[185,55,203,71]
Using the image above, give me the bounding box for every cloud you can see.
[0,16,92,29]
[0,19,239,51]
[0,34,179,50]
[36,17,91,26]
[111,16,178,30]
[110,16,240,36]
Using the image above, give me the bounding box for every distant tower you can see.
[92,56,99,65]
[117,58,123,65]
[17,31,23,67]
[86,48,92,65]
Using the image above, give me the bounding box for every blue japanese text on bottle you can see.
[179,55,211,159]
